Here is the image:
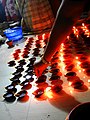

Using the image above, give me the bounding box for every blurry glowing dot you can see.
[67,36,69,39]
[73,26,75,28]
[68,82,72,86]
[76,35,78,38]
[45,87,53,98]
[77,61,81,65]
[70,90,73,94]
[85,26,87,29]
[83,28,86,31]
[83,76,86,79]
[61,43,64,47]
[60,49,63,52]
[82,23,85,26]
[87,35,89,37]
[85,29,89,32]
[79,70,81,73]
[46,87,51,92]
[83,69,85,72]
[75,56,78,60]
[88,79,90,83]
[60,57,64,62]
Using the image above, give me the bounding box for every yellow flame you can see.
[45,87,53,98]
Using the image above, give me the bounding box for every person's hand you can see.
[34,60,49,77]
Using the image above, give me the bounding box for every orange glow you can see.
[45,87,53,98]
[61,43,64,47]
[79,70,82,73]
[83,69,85,72]
[77,61,81,65]
[73,26,75,29]
[68,82,72,86]
[69,88,74,94]
[59,53,64,61]
[88,79,90,83]
[81,23,90,37]
[82,23,85,26]
[67,36,69,39]
[75,56,78,60]
[76,34,79,38]
[83,76,86,79]
[60,49,63,52]
[72,26,79,37]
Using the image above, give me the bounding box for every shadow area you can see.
[48,90,81,113]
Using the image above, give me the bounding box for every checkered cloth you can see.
[16,0,54,34]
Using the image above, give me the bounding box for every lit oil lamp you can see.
[65,64,75,71]
[70,79,84,89]
[80,61,90,69]
[50,63,58,69]
[79,55,88,62]
[35,75,47,84]
[50,68,60,74]
[49,75,61,81]
[85,68,90,76]
[51,84,62,93]
[51,79,63,86]
[65,71,76,77]
[36,82,48,90]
